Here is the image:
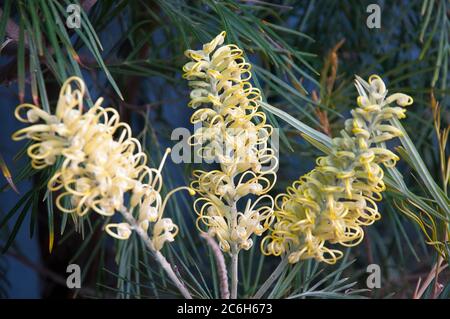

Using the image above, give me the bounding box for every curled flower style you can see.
[183,32,278,254]
[12,77,192,251]
[262,75,413,264]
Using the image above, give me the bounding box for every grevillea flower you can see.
[12,77,190,250]
[183,32,278,253]
[262,75,413,264]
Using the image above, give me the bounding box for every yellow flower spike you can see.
[11,77,197,299]
[12,77,197,252]
[183,32,278,298]
[263,75,412,264]
[183,32,277,258]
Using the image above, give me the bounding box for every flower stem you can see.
[201,233,230,299]
[253,257,288,299]
[119,208,192,299]
[230,202,239,299]
[230,245,239,299]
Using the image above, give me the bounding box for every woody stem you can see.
[119,208,192,299]
[230,202,239,299]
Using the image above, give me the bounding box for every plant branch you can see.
[230,246,239,299]
[230,202,239,299]
[413,262,448,299]
[119,208,192,299]
[200,233,230,299]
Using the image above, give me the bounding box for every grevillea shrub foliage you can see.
[11,32,424,299]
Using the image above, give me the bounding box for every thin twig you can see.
[230,203,239,299]
[200,233,230,299]
[230,246,239,299]
[432,232,448,298]
[119,207,192,299]
[413,263,448,299]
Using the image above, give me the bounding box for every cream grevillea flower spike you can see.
[262,75,413,265]
[183,32,278,257]
[12,77,192,252]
